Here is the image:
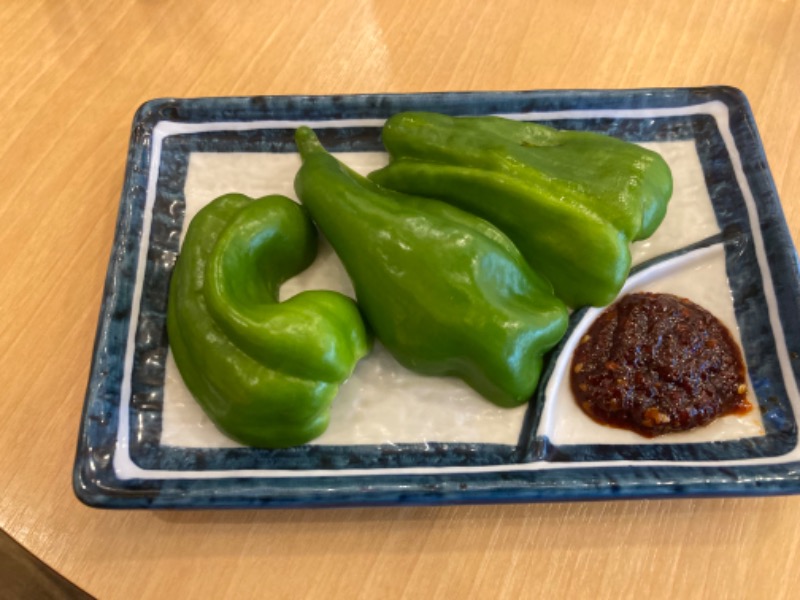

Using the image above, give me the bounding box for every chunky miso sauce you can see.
[570,292,751,437]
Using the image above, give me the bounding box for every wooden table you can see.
[2,1,798,598]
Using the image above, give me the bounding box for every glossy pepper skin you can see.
[369,112,673,307]
[294,127,569,408]
[167,193,370,447]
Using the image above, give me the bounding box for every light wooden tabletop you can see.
[2,1,799,598]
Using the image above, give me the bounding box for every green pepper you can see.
[167,193,370,447]
[369,112,673,307]
[294,127,568,408]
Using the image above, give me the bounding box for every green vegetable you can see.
[369,112,673,307]
[294,127,569,408]
[167,193,370,447]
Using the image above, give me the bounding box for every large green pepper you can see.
[294,127,568,408]
[369,112,673,307]
[167,193,370,447]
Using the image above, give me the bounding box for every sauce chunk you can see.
[570,292,751,437]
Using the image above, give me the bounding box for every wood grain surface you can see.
[1,1,798,598]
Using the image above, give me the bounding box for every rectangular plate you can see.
[74,87,800,508]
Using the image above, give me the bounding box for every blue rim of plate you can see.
[73,87,800,509]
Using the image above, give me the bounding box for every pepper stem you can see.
[295,126,325,158]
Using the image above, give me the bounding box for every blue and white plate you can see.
[73,88,800,508]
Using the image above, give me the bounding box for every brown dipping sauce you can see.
[570,292,751,437]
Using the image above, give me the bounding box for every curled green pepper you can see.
[294,127,568,408]
[167,193,370,447]
[369,112,673,307]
